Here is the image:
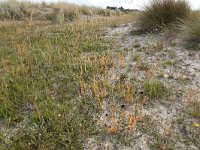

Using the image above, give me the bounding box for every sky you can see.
[67,0,200,10]
[6,0,200,10]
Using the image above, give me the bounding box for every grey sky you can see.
[67,0,200,10]
[9,0,200,10]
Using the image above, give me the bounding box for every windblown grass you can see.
[0,0,119,22]
[0,0,33,20]
[180,11,200,49]
[138,0,191,32]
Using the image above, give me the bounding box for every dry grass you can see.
[0,0,33,20]
[180,11,200,49]
[1,1,199,149]
[0,0,120,22]
[138,0,191,32]
[0,14,134,149]
[187,100,200,119]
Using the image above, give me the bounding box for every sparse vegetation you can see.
[137,61,149,70]
[0,0,200,149]
[138,0,191,32]
[187,100,200,119]
[130,29,145,35]
[144,80,169,99]
[0,9,133,148]
[137,116,175,150]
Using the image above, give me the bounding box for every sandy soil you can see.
[84,23,200,150]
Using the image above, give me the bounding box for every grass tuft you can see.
[0,0,32,20]
[180,12,200,50]
[187,100,200,119]
[144,80,169,99]
[138,0,191,32]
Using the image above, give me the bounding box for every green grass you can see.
[144,80,169,99]
[0,23,104,149]
[2,2,200,148]
[187,100,200,119]
[6,98,99,149]
[0,14,133,149]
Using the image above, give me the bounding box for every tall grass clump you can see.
[180,11,200,49]
[0,1,120,22]
[0,0,33,20]
[138,0,191,32]
[52,3,80,22]
[79,5,93,16]
[95,8,113,16]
